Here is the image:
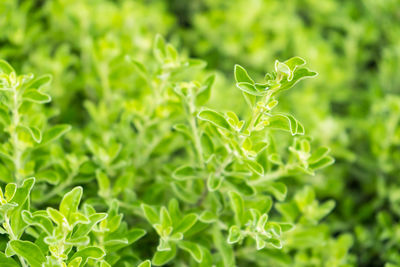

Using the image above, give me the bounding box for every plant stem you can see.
[11,86,22,183]
[4,215,28,267]
[36,171,76,204]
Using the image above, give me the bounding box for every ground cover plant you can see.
[0,0,399,266]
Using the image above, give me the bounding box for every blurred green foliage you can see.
[0,0,399,266]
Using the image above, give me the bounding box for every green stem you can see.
[36,171,76,204]
[11,86,23,183]
[188,114,204,166]
[4,215,28,267]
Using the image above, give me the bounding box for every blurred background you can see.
[1,0,400,265]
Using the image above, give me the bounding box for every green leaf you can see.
[178,241,203,263]
[69,247,105,265]
[27,126,42,143]
[309,156,335,170]
[267,114,304,136]
[173,213,197,234]
[0,60,15,75]
[127,228,147,244]
[138,260,151,267]
[9,240,46,267]
[226,177,255,196]
[22,89,51,103]
[229,191,244,225]
[207,174,223,191]
[4,183,16,201]
[152,243,176,266]
[172,165,202,180]
[227,225,242,244]
[196,74,216,105]
[96,170,110,198]
[73,213,108,238]
[153,34,166,62]
[10,177,35,238]
[22,210,54,235]
[0,251,19,267]
[35,170,60,185]
[234,65,254,84]
[47,207,67,226]
[236,82,266,96]
[244,159,264,176]
[265,182,287,201]
[308,147,330,163]
[67,257,82,267]
[141,204,160,225]
[42,124,71,144]
[60,186,83,223]
[278,67,318,93]
[26,74,52,90]
[213,227,235,267]
[160,207,172,229]
[198,109,231,131]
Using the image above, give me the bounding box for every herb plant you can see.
[1,0,399,266]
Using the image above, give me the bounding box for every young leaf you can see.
[152,243,176,266]
[141,204,160,225]
[60,186,83,222]
[198,109,231,131]
[173,213,197,234]
[229,191,244,225]
[42,124,71,144]
[234,65,254,84]
[69,247,105,265]
[196,74,216,105]
[22,89,51,103]
[178,241,203,263]
[138,260,151,267]
[0,60,15,75]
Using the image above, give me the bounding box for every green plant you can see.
[0,34,342,266]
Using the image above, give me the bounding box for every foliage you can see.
[0,0,399,266]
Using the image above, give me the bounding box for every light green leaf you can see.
[0,251,19,267]
[213,227,235,267]
[69,247,105,265]
[178,241,203,263]
[141,204,160,225]
[47,207,67,227]
[172,165,202,180]
[198,109,231,131]
[207,174,223,191]
[234,64,254,84]
[229,191,244,225]
[26,74,52,90]
[26,126,42,143]
[152,243,176,266]
[22,89,51,103]
[138,260,151,267]
[60,186,83,223]
[0,60,15,75]
[42,124,71,144]
[153,34,166,62]
[227,225,242,244]
[173,213,197,234]
[196,74,216,105]
[96,170,110,198]
[309,156,335,170]
[265,182,287,201]
[236,82,265,96]
[4,183,16,201]
[67,257,82,267]
[244,160,264,176]
[9,240,46,267]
